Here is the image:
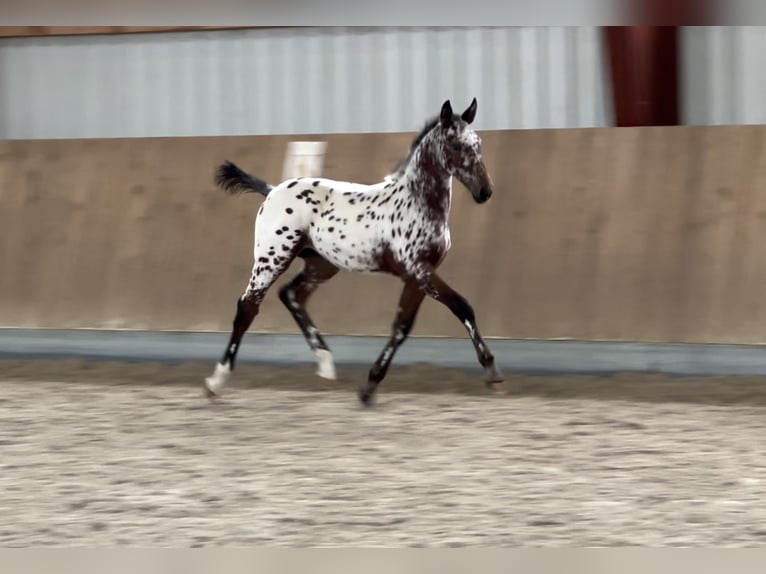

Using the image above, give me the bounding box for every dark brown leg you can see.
[358,280,426,406]
[204,291,263,399]
[416,265,503,389]
[220,293,260,371]
[204,251,298,399]
[278,251,339,379]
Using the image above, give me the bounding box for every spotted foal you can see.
[205,98,503,405]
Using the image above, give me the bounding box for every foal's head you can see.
[433,98,494,204]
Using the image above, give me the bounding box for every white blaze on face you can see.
[461,130,482,166]
[461,129,481,148]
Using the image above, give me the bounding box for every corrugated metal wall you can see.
[0,26,613,139]
[682,26,766,126]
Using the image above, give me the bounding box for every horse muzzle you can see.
[474,186,493,204]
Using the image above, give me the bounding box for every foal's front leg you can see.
[358,280,425,405]
[416,265,504,389]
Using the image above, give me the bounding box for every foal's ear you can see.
[461,97,478,124]
[440,100,454,127]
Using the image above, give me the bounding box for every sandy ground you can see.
[1,359,766,547]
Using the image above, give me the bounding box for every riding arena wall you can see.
[2,124,765,345]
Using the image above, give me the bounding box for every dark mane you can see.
[386,112,465,180]
[407,116,441,157]
[386,115,440,179]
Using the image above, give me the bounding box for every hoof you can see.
[315,349,338,380]
[358,385,376,408]
[203,380,219,402]
[486,381,505,395]
[484,364,504,383]
[484,364,505,395]
[204,363,230,401]
[317,368,337,381]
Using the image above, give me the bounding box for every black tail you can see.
[214,161,273,197]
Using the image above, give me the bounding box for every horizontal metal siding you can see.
[682,26,766,126]
[0,27,612,139]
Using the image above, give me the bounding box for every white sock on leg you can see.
[205,362,231,394]
[314,349,337,380]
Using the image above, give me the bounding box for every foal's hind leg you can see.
[278,249,339,380]
[358,280,425,406]
[204,248,299,398]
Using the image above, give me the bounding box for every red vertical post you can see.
[604,26,680,127]
[604,1,714,127]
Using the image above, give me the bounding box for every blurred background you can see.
[1,26,763,138]
[1,26,766,344]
